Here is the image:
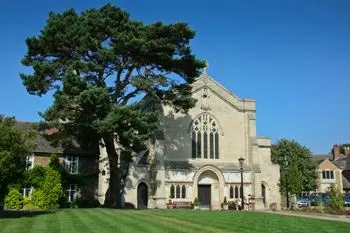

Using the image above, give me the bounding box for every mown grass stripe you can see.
[80,208,156,233]
[1,208,350,233]
[121,210,234,233]
[112,210,191,233]
[145,210,350,233]
[97,209,171,233]
[26,212,53,233]
[58,209,94,233]
[145,210,239,232]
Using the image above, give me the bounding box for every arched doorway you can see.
[261,183,266,207]
[197,170,219,209]
[137,182,148,209]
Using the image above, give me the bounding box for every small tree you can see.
[271,139,317,195]
[31,189,46,209]
[42,167,64,208]
[0,115,35,209]
[4,188,23,209]
[24,166,46,188]
[328,184,344,210]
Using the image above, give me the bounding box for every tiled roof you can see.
[332,157,347,170]
[342,176,350,189]
[15,121,98,156]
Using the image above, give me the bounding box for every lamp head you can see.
[238,157,245,168]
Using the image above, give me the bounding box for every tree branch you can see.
[115,65,135,103]
[120,88,140,105]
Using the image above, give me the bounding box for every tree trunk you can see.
[103,135,122,208]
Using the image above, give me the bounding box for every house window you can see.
[66,184,77,202]
[26,154,34,169]
[65,156,79,174]
[22,185,33,197]
[191,113,220,159]
[170,185,175,198]
[322,170,334,179]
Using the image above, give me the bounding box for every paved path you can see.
[260,210,350,223]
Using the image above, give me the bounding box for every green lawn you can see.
[0,208,349,233]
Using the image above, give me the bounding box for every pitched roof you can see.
[312,154,330,165]
[15,121,98,156]
[342,176,350,189]
[332,156,347,170]
[191,73,256,112]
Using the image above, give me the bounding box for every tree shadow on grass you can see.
[0,210,54,219]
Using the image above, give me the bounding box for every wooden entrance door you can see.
[198,185,211,208]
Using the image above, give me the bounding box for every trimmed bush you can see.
[328,184,344,210]
[42,167,63,208]
[24,166,45,188]
[31,189,46,209]
[4,188,23,209]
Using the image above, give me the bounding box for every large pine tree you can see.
[21,4,205,207]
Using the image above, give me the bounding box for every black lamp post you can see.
[284,156,289,209]
[238,157,245,210]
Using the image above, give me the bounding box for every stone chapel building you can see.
[98,68,281,210]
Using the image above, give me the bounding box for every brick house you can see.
[16,122,99,203]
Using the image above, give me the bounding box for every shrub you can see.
[23,196,31,206]
[31,189,46,209]
[328,184,344,210]
[4,188,23,209]
[193,198,200,206]
[24,166,45,188]
[42,167,63,208]
[124,202,135,209]
[269,202,278,211]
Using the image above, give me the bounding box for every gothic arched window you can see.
[230,186,234,198]
[235,186,239,198]
[191,113,220,159]
[176,185,181,198]
[181,185,186,198]
[170,185,175,198]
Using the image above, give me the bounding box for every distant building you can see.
[313,145,350,193]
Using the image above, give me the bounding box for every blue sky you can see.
[0,0,349,154]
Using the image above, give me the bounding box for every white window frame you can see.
[191,113,220,159]
[170,184,186,199]
[22,185,33,197]
[66,184,78,202]
[322,169,334,180]
[26,154,34,169]
[65,156,79,174]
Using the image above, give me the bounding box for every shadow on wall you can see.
[161,110,194,162]
[103,95,198,206]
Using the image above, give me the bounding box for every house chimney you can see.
[332,144,340,160]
